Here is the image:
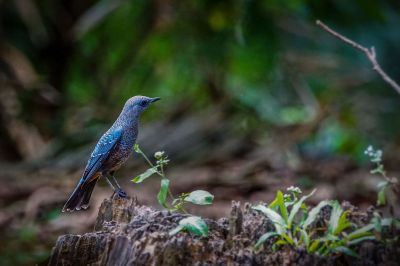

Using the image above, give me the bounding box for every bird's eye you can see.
[139,100,147,107]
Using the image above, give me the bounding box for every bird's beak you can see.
[150,97,161,103]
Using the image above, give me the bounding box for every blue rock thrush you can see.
[62,96,160,212]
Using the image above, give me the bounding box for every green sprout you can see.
[132,144,213,237]
[364,145,400,242]
[364,145,398,208]
[252,186,396,257]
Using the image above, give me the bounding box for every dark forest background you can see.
[0,0,399,265]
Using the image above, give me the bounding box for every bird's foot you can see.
[113,188,128,199]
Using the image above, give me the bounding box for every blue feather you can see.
[80,127,123,184]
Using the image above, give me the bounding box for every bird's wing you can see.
[79,127,123,186]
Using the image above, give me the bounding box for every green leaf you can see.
[377,181,388,190]
[323,234,340,241]
[334,210,351,235]
[308,239,320,253]
[347,224,374,241]
[393,219,400,228]
[169,225,184,236]
[328,201,346,235]
[370,164,384,174]
[377,187,386,206]
[268,197,279,209]
[255,232,279,249]
[302,200,331,229]
[132,167,158,183]
[281,233,295,245]
[348,236,375,246]
[287,189,316,229]
[170,216,208,237]
[381,218,400,228]
[184,190,214,205]
[157,178,170,208]
[252,205,286,234]
[274,239,288,246]
[172,198,180,206]
[276,191,288,222]
[317,244,329,256]
[372,216,382,233]
[334,246,359,258]
[299,228,310,247]
[381,218,392,227]
[133,144,140,153]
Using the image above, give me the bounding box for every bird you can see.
[62,95,160,212]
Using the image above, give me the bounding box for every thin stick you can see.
[316,20,400,95]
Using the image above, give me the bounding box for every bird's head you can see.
[124,95,160,115]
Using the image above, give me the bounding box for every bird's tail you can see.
[62,177,99,212]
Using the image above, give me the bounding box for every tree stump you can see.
[48,197,399,266]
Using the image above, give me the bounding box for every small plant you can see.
[364,145,400,243]
[132,144,213,237]
[364,145,398,208]
[252,187,388,257]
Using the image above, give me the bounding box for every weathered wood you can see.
[94,196,138,231]
[48,197,399,266]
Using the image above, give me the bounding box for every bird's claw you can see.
[113,188,127,199]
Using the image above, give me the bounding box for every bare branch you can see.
[316,20,400,95]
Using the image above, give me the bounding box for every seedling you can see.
[253,187,395,257]
[364,145,398,209]
[364,145,400,242]
[132,144,213,237]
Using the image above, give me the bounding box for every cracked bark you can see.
[48,197,399,266]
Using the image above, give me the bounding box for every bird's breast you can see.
[103,145,131,171]
[103,129,137,171]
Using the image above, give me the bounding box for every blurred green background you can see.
[0,0,399,265]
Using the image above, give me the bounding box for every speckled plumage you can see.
[63,96,160,212]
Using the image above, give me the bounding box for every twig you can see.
[316,20,400,95]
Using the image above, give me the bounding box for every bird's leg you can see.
[104,176,116,190]
[107,172,127,198]
[111,175,121,189]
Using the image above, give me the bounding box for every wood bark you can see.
[48,196,399,266]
